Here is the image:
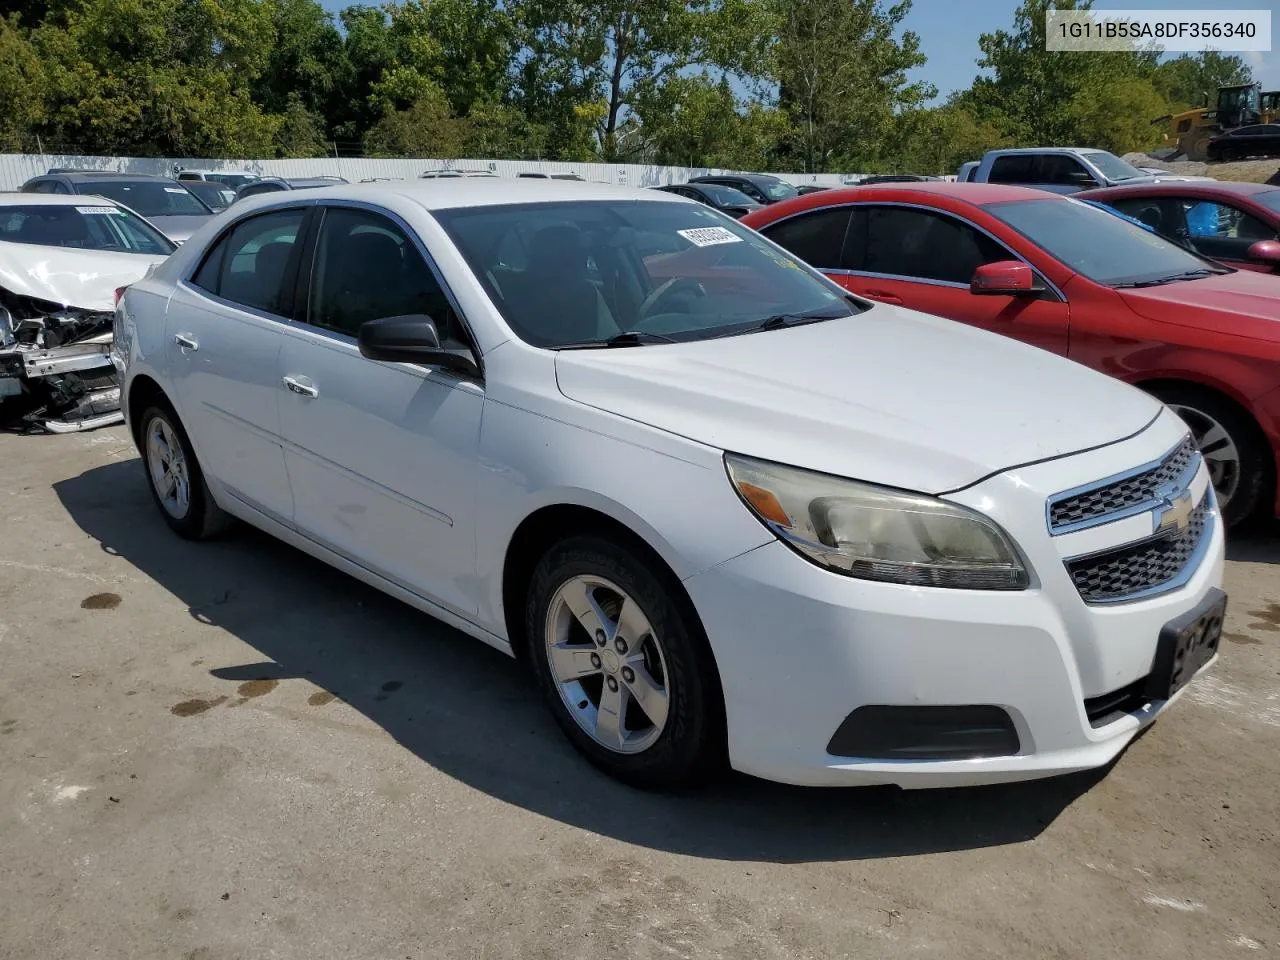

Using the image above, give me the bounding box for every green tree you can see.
[253,0,348,122]
[0,15,47,152]
[274,91,330,157]
[1156,51,1253,109]
[637,73,786,169]
[888,102,1012,176]
[512,0,768,160]
[771,0,932,172]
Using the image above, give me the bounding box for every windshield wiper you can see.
[746,310,850,333]
[1114,268,1221,288]
[555,330,679,350]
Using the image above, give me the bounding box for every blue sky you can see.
[319,0,1280,101]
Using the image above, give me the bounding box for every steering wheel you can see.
[637,277,707,324]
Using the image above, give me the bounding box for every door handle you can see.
[864,289,903,304]
[282,375,319,399]
[173,333,199,351]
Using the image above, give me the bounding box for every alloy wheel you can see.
[1169,402,1241,509]
[146,416,191,520]
[544,574,671,754]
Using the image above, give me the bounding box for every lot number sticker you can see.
[76,206,119,214]
[677,226,742,247]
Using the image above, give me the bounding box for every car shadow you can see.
[54,459,1108,864]
[1226,519,1280,564]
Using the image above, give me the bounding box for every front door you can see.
[844,204,1071,355]
[276,205,484,616]
[167,207,307,523]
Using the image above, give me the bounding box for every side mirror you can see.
[358,314,480,377]
[1246,239,1280,268]
[971,260,1044,296]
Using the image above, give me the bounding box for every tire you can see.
[139,403,229,540]
[1149,385,1270,527]
[525,535,724,789]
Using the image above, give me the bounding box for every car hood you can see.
[554,305,1160,493]
[1118,270,1280,347]
[0,242,168,311]
[146,214,213,244]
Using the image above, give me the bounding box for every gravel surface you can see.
[1,426,1278,959]
[1124,152,1280,183]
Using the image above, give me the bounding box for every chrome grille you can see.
[1065,493,1210,603]
[1048,436,1198,533]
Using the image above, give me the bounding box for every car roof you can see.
[236,179,689,213]
[54,172,180,183]
[829,181,1054,204]
[985,147,1108,156]
[0,193,122,208]
[691,173,785,185]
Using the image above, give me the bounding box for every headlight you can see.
[725,454,1028,590]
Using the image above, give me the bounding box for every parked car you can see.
[1079,180,1280,273]
[235,177,349,201]
[1207,124,1280,162]
[969,148,1157,194]
[956,161,979,183]
[0,194,172,432]
[421,170,498,179]
[117,180,1224,789]
[652,183,762,218]
[21,172,214,244]
[855,174,942,185]
[176,169,259,190]
[517,172,585,181]
[688,173,798,204]
[182,180,236,212]
[742,182,1280,525]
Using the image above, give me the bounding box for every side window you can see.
[1107,198,1181,239]
[1179,199,1276,258]
[761,208,854,270]
[862,206,1011,284]
[27,180,55,194]
[53,181,73,194]
[308,207,468,347]
[1037,155,1093,187]
[988,155,1035,184]
[191,208,305,315]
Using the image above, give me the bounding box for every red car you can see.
[1079,180,1280,274]
[741,183,1280,525]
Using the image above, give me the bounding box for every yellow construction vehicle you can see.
[1154,83,1278,161]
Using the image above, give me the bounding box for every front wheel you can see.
[526,535,724,789]
[140,404,229,539]
[1150,386,1269,527]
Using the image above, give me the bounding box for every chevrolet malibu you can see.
[114,181,1225,789]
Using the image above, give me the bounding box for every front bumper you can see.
[684,408,1226,788]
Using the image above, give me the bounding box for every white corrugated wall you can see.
[0,153,860,191]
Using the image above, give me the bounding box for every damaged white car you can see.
[0,194,173,432]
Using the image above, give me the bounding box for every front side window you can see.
[986,197,1223,287]
[859,206,1009,284]
[761,208,854,270]
[307,207,468,347]
[0,204,175,254]
[191,208,305,315]
[1037,155,1093,187]
[1179,198,1276,259]
[77,180,210,217]
[435,200,854,348]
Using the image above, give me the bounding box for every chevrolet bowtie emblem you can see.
[1153,487,1194,535]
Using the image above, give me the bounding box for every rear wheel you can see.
[140,404,228,539]
[526,535,723,789]
[1150,386,1269,527]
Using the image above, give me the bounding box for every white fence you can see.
[0,153,860,192]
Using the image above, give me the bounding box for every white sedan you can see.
[114,181,1225,788]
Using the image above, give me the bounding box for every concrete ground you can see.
[1,425,1277,960]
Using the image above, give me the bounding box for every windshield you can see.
[757,178,798,201]
[184,181,234,211]
[1084,151,1148,183]
[0,204,175,255]
[435,200,854,347]
[699,184,758,206]
[1253,190,1280,215]
[206,173,256,189]
[81,181,210,217]
[987,197,1220,286]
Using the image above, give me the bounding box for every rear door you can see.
[166,207,307,523]
[848,204,1070,354]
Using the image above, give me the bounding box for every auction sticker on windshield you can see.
[678,226,742,247]
[76,206,120,214]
